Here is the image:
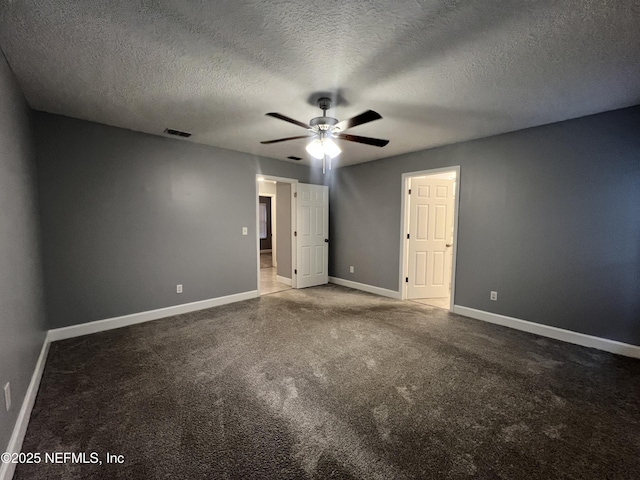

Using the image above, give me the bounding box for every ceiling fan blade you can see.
[335,133,389,147]
[334,110,382,132]
[260,135,310,145]
[266,112,311,130]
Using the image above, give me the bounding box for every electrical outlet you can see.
[176,284,183,294]
[490,291,498,301]
[242,227,248,235]
[4,382,10,411]
[349,266,354,273]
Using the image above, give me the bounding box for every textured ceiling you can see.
[1,0,639,167]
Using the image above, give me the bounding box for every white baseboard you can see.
[47,290,258,342]
[329,277,402,300]
[276,275,292,286]
[0,338,50,480]
[453,305,640,359]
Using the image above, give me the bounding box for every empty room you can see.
[1,1,639,479]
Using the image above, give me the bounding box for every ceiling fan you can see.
[261,97,389,173]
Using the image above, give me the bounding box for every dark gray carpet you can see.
[16,285,640,479]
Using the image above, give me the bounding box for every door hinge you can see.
[294,269,297,275]
[407,233,410,239]
[405,277,409,283]
[408,189,411,195]
[294,231,297,236]
[294,192,297,198]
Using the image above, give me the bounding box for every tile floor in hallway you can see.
[260,252,291,295]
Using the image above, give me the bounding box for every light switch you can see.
[242,227,248,235]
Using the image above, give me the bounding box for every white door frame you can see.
[399,166,461,310]
[256,175,298,294]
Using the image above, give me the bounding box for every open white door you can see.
[296,183,329,288]
[407,177,455,299]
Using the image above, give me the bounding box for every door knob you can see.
[325,239,329,243]
[446,243,453,247]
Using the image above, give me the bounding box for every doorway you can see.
[259,195,273,253]
[400,167,460,310]
[257,176,297,295]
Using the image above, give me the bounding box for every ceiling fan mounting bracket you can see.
[317,97,332,112]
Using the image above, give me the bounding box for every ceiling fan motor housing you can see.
[310,116,339,132]
[310,97,339,132]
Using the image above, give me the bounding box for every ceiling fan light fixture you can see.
[305,137,341,160]
[323,138,341,158]
[305,138,325,159]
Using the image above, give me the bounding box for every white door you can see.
[296,183,329,288]
[407,177,455,299]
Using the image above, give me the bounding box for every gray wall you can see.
[33,113,315,329]
[329,106,640,345]
[0,54,46,450]
[276,182,292,279]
